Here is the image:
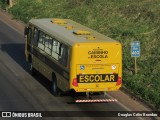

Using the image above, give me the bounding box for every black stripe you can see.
[32,48,69,80]
[27,44,32,52]
[77,74,118,83]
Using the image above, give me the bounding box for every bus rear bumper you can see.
[73,86,121,92]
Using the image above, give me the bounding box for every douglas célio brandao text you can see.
[118,112,158,117]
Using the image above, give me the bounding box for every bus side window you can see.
[44,35,52,55]
[38,31,45,50]
[59,44,68,67]
[33,28,38,46]
[52,39,59,60]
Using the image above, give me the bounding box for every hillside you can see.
[1,0,160,109]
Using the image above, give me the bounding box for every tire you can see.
[52,74,58,96]
[29,63,36,75]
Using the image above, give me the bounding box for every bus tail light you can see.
[72,78,78,87]
[116,77,122,86]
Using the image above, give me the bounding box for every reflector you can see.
[75,99,117,103]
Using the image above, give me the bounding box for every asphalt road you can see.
[0,10,157,120]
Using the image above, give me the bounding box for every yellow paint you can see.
[70,42,122,92]
[110,75,115,81]
[66,26,74,30]
[51,19,67,24]
[86,36,96,40]
[73,30,91,35]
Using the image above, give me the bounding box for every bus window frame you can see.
[27,27,32,45]
[33,27,39,47]
[38,31,45,51]
[58,43,69,67]
[44,35,52,56]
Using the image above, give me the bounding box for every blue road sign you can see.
[131,41,140,57]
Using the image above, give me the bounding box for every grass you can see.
[1,0,160,109]
[0,0,7,9]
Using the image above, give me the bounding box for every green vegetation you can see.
[0,0,7,9]
[1,0,160,109]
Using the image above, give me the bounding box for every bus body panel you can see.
[32,47,70,92]
[24,18,122,94]
[70,42,122,92]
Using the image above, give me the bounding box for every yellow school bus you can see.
[24,18,122,98]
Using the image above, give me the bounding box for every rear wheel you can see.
[52,74,58,96]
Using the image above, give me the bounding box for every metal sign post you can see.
[131,41,140,74]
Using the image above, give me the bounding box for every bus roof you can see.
[29,18,119,45]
